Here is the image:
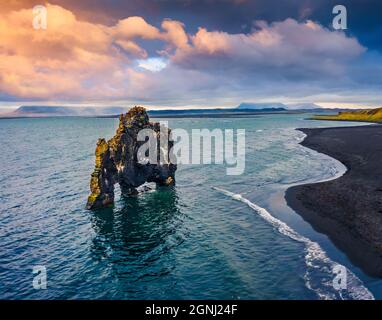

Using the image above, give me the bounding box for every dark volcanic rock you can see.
[87,106,176,209]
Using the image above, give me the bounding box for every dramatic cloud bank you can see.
[0,3,380,106]
[173,19,364,75]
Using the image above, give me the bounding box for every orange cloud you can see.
[161,20,190,50]
[115,16,161,40]
[0,5,120,98]
[0,4,188,100]
[0,3,368,104]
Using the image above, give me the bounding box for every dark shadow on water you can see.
[89,187,186,295]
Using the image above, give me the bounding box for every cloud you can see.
[115,16,161,40]
[114,40,148,58]
[172,19,365,78]
[138,57,168,72]
[0,3,380,107]
[0,4,185,100]
[161,19,190,50]
[0,4,123,99]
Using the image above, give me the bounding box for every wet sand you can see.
[286,125,382,277]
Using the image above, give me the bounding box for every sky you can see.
[0,0,381,109]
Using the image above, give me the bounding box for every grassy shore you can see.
[312,107,382,123]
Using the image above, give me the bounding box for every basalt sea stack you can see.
[86,106,176,209]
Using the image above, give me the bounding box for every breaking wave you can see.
[212,186,374,300]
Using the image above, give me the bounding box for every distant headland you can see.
[311,107,382,123]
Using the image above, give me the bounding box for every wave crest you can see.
[213,186,374,300]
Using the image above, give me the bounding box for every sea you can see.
[1,113,382,299]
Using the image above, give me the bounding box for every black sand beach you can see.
[286,125,382,277]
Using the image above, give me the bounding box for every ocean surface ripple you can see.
[0,115,380,299]
[212,187,374,300]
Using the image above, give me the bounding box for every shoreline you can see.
[285,125,382,277]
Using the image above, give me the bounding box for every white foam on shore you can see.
[291,129,348,184]
[213,186,374,300]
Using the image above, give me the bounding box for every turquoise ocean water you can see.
[1,114,381,299]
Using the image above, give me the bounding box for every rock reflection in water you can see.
[89,187,186,294]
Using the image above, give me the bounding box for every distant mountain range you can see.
[237,102,286,110]
[9,106,129,117]
[0,103,360,118]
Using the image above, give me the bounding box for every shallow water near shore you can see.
[1,114,381,299]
